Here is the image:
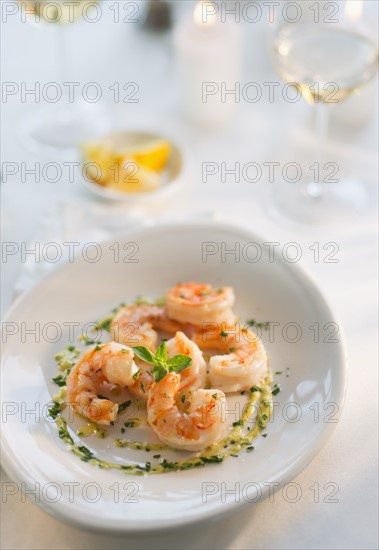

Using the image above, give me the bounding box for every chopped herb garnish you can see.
[100,319,112,332]
[136,462,151,472]
[220,330,228,337]
[212,393,218,399]
[48,402,61,419]
[250,385,262,393]
[181,392,185,403]
[246,319,270,330]
[262,434,268,438]
[272,386,281,396]
[246,446,255,452]
[133,369,140,380]
[232,419,244,427]
[58,424,74,444]
[275,371,283,375]
[118,400,132,413]
[95,312,115,332]
[94,345,101,351]
[153,454,161,459]
[124,419,139,428]
[229,347,235,352]
[52,374,67,387]
[81,337,102,346]
[77,446,94,462]
[200,455,223,464]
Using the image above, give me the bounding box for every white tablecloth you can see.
[1,2,378,549]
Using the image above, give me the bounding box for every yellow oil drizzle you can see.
[76,420,107,439]
[51,373,273,475]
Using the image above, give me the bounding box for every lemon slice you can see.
[107,159,161,193]
[129,140,171,171]
[82,133,171,191]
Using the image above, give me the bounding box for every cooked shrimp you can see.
[147,372,226,451]
[128,368,154,402]
[166,331,206,392]
[110,305,188,350]
[166,282,237,326]
[66,342,138,425]
[192,326,268,393]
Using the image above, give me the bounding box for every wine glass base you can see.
[268,181,370,225]
[19,103,110,158]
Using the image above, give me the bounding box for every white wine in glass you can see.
[18,0,109,157]
[270,19,378,223]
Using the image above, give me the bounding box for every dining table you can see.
[1,1,378,549]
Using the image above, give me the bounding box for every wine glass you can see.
[18,0,109,157]
[268,1,378,223]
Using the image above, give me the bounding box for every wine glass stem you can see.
[307,101,330,198]
[53,24,72,122]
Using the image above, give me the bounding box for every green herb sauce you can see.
[50,361,272,475]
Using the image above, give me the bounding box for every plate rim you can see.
[1,219,348,533]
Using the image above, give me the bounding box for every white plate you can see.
[1,221,347,533]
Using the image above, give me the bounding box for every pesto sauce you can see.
[51,367,273,475]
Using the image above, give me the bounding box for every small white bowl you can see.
[81,131,185,202]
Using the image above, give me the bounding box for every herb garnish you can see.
[246,319,270,330]
[52,374,67,387]
[77,445,95,462]
[48,401,62,419]
[132,342,192,383]
[232,419,244,427]
[118,400,132,413]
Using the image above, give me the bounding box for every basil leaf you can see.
[168,355,192,372]
[155,341,167,363]
[132,346,156,364]
[152,364,168,383]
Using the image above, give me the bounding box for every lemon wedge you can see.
[81,133,171,191]
[129,140,171,171]
[107,159,161,193]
